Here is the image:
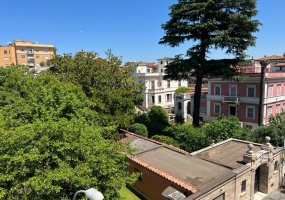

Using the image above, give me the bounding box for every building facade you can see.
[0,40,56,69]
[206,55,285,129]
[130,57,188,110]
[120,130,283,200]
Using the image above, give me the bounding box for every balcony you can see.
[28,57,35,61]
[223,96,239,103]
[174,94,191,100]
[27,50,34,54]
[148,87,164,92]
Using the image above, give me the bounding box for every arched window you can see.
[178,102,182,111]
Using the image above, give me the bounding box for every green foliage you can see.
[0,67,137,199]
[50,50,143,129]
[202,115,251,143]
[175,86,191,94]
[0,120,136,200]
[252,113,285,146]
[129,123,148,137]
[151,135,180,148]
[168,124,209,152]
[175,114,184,124]
[159,0,261,127]
[148,106,169,126]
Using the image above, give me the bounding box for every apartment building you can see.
[129,57,188,110]
[206,55,285,129]
[0,40,56,69]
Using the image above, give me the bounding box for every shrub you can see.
[129,123,148,137]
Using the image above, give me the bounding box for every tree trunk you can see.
[192,69,203,127]
[258,61,268,126]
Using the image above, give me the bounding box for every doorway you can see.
[254,167,260,193]
[229,106,236,116]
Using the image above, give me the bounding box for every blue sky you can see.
[1,0,284,64]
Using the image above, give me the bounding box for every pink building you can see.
[206,55,285,129]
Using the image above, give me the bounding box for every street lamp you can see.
[73,188,104,200]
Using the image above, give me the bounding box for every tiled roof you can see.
[120,130,189,154]
[255,55,285,61]
[129,155,197,193]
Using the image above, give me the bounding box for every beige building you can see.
[121,130,283,200]
[0,40,56,69]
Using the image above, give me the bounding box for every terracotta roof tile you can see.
[129,156,197,193]
[255,55,285,61]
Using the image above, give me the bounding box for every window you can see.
[151,96,155,104]
[166,61,169,64]
[166,94,172,102]
[3,50,7,54]
[268,85,273,97]
[36,55,40,59]
[241,180,246,193]
[246,106,255,118]
[274,161,278,172]
[276,104,280,114]
[277,84,281,96]
[4,57,8,61]
[21,63,26,66]
[213,193,224,200]
[160,61,163,64]
[214,85,221,95]
[21,48,24,51]
[151,81,155,90]
[45,56,49,59]
[178,80,181,87]
[200,105,206,113]
[147,68,151,73]
[229,85,237,96]
[44,48,48,52]
[178,102,182,111]
[247,86,255,97]
[245,125,253,130]
[35,48,39,52]
[158,95,161,103]
[21,55,25,59]
[267,106,272,118]
[167,80,171,88]
[214,103,221,114]
[161,69,164,73]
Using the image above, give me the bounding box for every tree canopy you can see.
[0,67,137,199]
[159,0,261,126]
[50,50,143,129]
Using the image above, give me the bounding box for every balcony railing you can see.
[27,50,34,54]
[223,96,239,103]
[174,94,191,99]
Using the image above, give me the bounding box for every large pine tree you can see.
[159,0,261,127]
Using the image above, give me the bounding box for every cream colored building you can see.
[0,40,56,69]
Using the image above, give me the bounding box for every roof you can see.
[255,55,285,61]
[275,62,285,67]
[191,139,261,170]
[12,40,55,48]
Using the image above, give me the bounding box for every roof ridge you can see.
[120,129,189,154]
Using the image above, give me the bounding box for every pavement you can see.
[261,188,285,200]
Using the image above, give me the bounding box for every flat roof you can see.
[192,140,261,169]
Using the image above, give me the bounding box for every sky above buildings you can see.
[0,0,284,64]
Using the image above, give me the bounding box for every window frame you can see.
[214,84,221,95]
[229,84,237,96]
[268,85,273,97]
[241,180,246,193]
[246,106,255,119]
[247,85,255,98]
[214,103,221,114]
[277,84,281,96]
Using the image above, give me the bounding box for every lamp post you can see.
[73,188,104,200]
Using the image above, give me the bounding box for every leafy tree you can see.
[252,113,285,146]
[129,123,148,137]
[174,114,185,124]
[0,67,137,199]
[148,106,169,126]
[175,86,191,94]
[159,0,260,127]
[0,120,136,200]
[151,135,180,148]
[50,50,143,129]
[169,124,209,152]
[202,115,251,142]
